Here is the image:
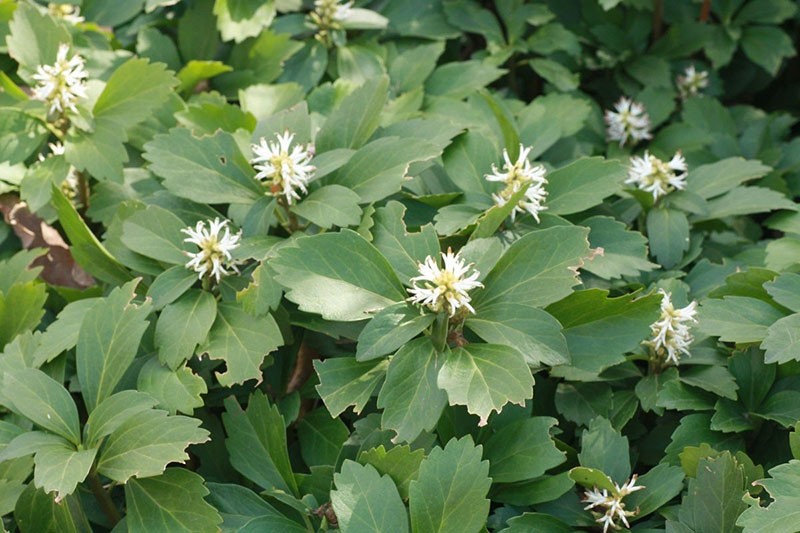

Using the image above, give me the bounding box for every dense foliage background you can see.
[1,0,800,531]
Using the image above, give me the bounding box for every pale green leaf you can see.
[137,359,207,415]
[290,185,362,229]
[484,417,565,483]
[332,461,408,533]
[315,358,388,418]
[155,290,217,370]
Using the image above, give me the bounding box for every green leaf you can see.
[176,60,232,94]
[378,338,448,443]
[93,58,177,131]
[0,109,48,165]
[500,513,572,533]
[126,468,222,533]
[529,58,579,91]
[472,225,590,310]
[121,204,189,265]
[438,344,534,426]
[272,230,405,321]
[389,41,445,93]
[223,392,298,495]
[214,0,276,43]
[50,185,132,285]
[64,120,128,182]
[206,482,308,532]
[147,266,199,310]
[569,466,616,492]
[762,314,800,364]
[326,137,442,203]
[409,437,490,533]
[371,201,441,282]
[680,366,738,400]
[6,3,69,73]
[740,26,795,76]
[237,263,283,316]
[425,60,505,100]
[315,358,388,418]
[582,216,657,279]
[698,296,786,344]
[442,131,496,195]
[155,290,217,370]
[647,207,690,269]
[484,417,565,483]
[678,452,747,533]
[358,445,425,500]
[357,303,434,361]
[547,289,660,376]
[686,158,771,199]
[0,281,47,349]
[764,273,800,313]
[332,461,409,533]
[96,409,209,483]
[77,279,152,412]
[737,460,800,533]
[465,303,568,366]
[290,185,362,228]
[578,417,631,483]
[202,303,282,387]
[137,359,207,415]
[545,157,626,215]
[1,369,80,446]
[84,391,159,449]
[699,187,796,220]
[625,463,685,518]
[518,94,591,159]
[14,484,90,533]
[297,407,349,468]
[33,444,96,500]
[316,76,389,152]
[144,128,262,204]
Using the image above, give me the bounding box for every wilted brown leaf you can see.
[0,193,94,289]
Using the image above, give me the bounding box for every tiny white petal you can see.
[251,131,315,205]
[677,65,709,99]
[625,151,688,202]
[485,144,548,223]
[644,289,698,366]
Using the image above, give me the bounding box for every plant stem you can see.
[699,0,712,22]
[87,471,121,527]
[431,314,449,352]
[652,0,664,42]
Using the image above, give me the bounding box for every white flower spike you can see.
[582,475,645,533]
[314,0,353,23]
[485,144,549,223]
[626,151,688,202]
[48,3,85,24]
[677,65,709,99]
[251,131,316,206]
[605,97,652,147]
[32,43,88,116]
[645,289,698,366]
[407,249,483,317]
[182,218,242,283]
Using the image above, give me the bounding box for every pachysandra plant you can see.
[626,151,688,202]
[1,0,799,531]
[604,97,652,146]
[485,144,549,223]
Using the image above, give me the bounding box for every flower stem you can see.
[431,314,449,352]
[652,0,664,42]
[87,470,121,527]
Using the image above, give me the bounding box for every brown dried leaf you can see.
[0,193,94,289]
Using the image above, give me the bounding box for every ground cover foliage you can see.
[0,0,799,531]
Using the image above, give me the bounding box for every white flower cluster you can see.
[625,151,688,202]
[485,144,548,223]
[48,3,84,24]
[251,131,316,206]
[677,65,709,100]
[32,43,88,116]
[182,218,242,283]
[407,249,483,317]
[583,475,645,533]
[605,97,652,147]
[310,0,352,44]
[645,289,698,366]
